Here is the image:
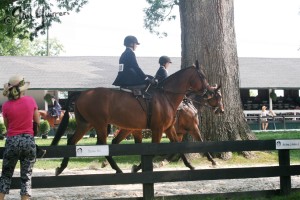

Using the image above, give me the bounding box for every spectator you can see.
[1,75,39,200]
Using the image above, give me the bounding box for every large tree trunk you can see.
[179,0,255,159]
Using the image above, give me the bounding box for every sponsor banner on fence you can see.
[276,140,300,149]
[76,145,109,157]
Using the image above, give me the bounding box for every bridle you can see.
[187,89,223,113]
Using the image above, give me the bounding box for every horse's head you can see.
[187,83,224,115]
[205,84,224,115]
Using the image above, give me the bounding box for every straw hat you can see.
[3,75,30,97]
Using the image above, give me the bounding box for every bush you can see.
[39,120,50,138]
[0,122,6,134]
[142,129,152,139]
[0,122,6,140]
[66,118,77,138]
[67,118,77,131]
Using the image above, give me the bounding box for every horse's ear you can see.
[217,83,222,90]
[195,60,200,70]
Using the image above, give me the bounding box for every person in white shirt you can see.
[260,106,276,130]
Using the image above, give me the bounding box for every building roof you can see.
[239,57,300,89]
[0,56,181,90]
[0,56,299,90]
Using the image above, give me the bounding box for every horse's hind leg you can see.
[95,126,123,173]
[165,126,196,170]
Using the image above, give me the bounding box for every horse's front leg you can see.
[56,128,87,176]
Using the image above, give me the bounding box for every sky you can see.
[46,0,300,58]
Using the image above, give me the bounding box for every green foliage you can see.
[28,38,65,56]
[0,0,88,41]
[142,129,152,139]
[39,120,50,135]
[0,36,64,56]
[144,0,178,37]
[270,90,277,102]
[0,122,6,134]
[0,37,31,55]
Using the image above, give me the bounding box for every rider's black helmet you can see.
[124,35,140,47]
[159,56,172,66]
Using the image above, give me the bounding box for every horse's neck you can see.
[161,68,196,110]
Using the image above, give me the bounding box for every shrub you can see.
[0,122,6,134]
[39,120,50,136]
[270,90,277,102]
[67,118,77,132]
[0,122,6,140]
[142,129,152,139]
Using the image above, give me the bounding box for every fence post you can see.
[142,155,154,200]
[278,149,291,195]
[258,116,261,130]
[283,116,286,129]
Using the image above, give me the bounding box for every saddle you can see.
[121,83,154,99]
[120,83,154,128]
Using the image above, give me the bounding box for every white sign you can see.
[76,145,109,157]
[276,140,300,149]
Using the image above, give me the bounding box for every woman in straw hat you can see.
[0,75,40,200]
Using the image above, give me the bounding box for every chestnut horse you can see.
[111,88,224,172]
[38,110,65,128]
[51,61,218,176]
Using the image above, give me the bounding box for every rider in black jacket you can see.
[113,35,152,87]
[155,56,172,83]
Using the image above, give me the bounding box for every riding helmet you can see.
[124,35,140,47]
[159,56,172,66]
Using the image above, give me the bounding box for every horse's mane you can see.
[158,65,207,87]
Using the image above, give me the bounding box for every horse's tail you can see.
[51,92,80,146]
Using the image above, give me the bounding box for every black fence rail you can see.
[2,140,300,200]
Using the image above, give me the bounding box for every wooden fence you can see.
[2,140,300,200]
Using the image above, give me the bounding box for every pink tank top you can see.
[2,96,38,137]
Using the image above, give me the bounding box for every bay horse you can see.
[38,110,65,128]
[111,88,224,172]
[51,61,218,176]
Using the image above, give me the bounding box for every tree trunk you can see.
[179,0,255,159]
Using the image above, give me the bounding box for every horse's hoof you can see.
[55,167,62,176]
[190,166,195,170]
[131,165,139,173]
[211,160,218,166]
[116,170,123,174]
[101,161,108,168]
